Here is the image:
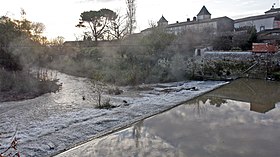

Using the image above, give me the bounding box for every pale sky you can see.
[0,0,279,41]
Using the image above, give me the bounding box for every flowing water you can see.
[56,78,280,157]
[0,69,225,156]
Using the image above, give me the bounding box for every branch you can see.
[0,129,20,157]
[96,17,108,37]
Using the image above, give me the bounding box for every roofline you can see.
[167,16,233,28]
[158,16,168,23]
[265,8,280,13]
[234,13,278,23]
[197,6,211,16]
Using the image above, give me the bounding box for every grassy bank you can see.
[0,69,60,102]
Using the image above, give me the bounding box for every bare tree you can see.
[108,13,129,40]
[126,0,136,35]
[148,20,157,28]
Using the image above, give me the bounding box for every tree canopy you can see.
[77,9,117,41]
[0,14,48,71]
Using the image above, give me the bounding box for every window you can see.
[260,26,265,31]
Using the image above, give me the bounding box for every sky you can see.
[0,0,279,41]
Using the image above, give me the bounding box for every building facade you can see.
[141,6,234,36]
[234,6,280,32]
[166,16,234,35]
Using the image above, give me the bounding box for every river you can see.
[0,69,226,156]
[56,78,280,157]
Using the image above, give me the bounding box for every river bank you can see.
[192,51,280,80]
[0,70,226,157]
[0,69,61,103]
[0,80,60,103]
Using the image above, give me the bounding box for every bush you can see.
[95,98,115,109]
[271,71,280,80]
[0,48,22,71]
[107,87,123,95]
[0,69,60,102]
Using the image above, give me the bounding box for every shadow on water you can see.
[56,78,280,157]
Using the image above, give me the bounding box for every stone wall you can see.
[192,51,280,80]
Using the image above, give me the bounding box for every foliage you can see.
[77,9,117,41]
[271,71,280,81]
[47,27,194,85]
[113,28,177,84]
[90,80,116,109]
[107,87,123,95]
[141,27,176,56]
[0,12,61,102]
[212,35,232,51]
[95,98,115,109]
[0,14,48,71]
[0,69,60,102]
[107,13,129,40]
[203,60,253,79]
[0,16,22,48]
[232,26,257,51]
[0,48,22,71]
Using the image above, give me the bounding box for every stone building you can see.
[141,6,234,35]
[157,16,168,27]
[234,6,280,32]
[197,5,211,21]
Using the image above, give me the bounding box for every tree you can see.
[108,13,129,40]
[233,26,257,51]
[31,22,46,43]
[77,9,117,41]
[48,36,64,46]
[148,20,157,28]
[12,9,47,44]
[212,35,233,51]
[126,0,136,35]
[0,16,25,71]
[0,12,49,70]
[0,16,22,48]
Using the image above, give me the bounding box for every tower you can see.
[197,6,211,21]
[157,15,168,27]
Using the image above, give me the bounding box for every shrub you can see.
[107,87,123,95]
[0,69,60,102]
[95,98,115,109]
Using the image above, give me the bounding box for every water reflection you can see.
[201,78,280,114]
[132,120,143,148]
[57,78,280,157]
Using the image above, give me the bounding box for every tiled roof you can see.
[197,6,211,16]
